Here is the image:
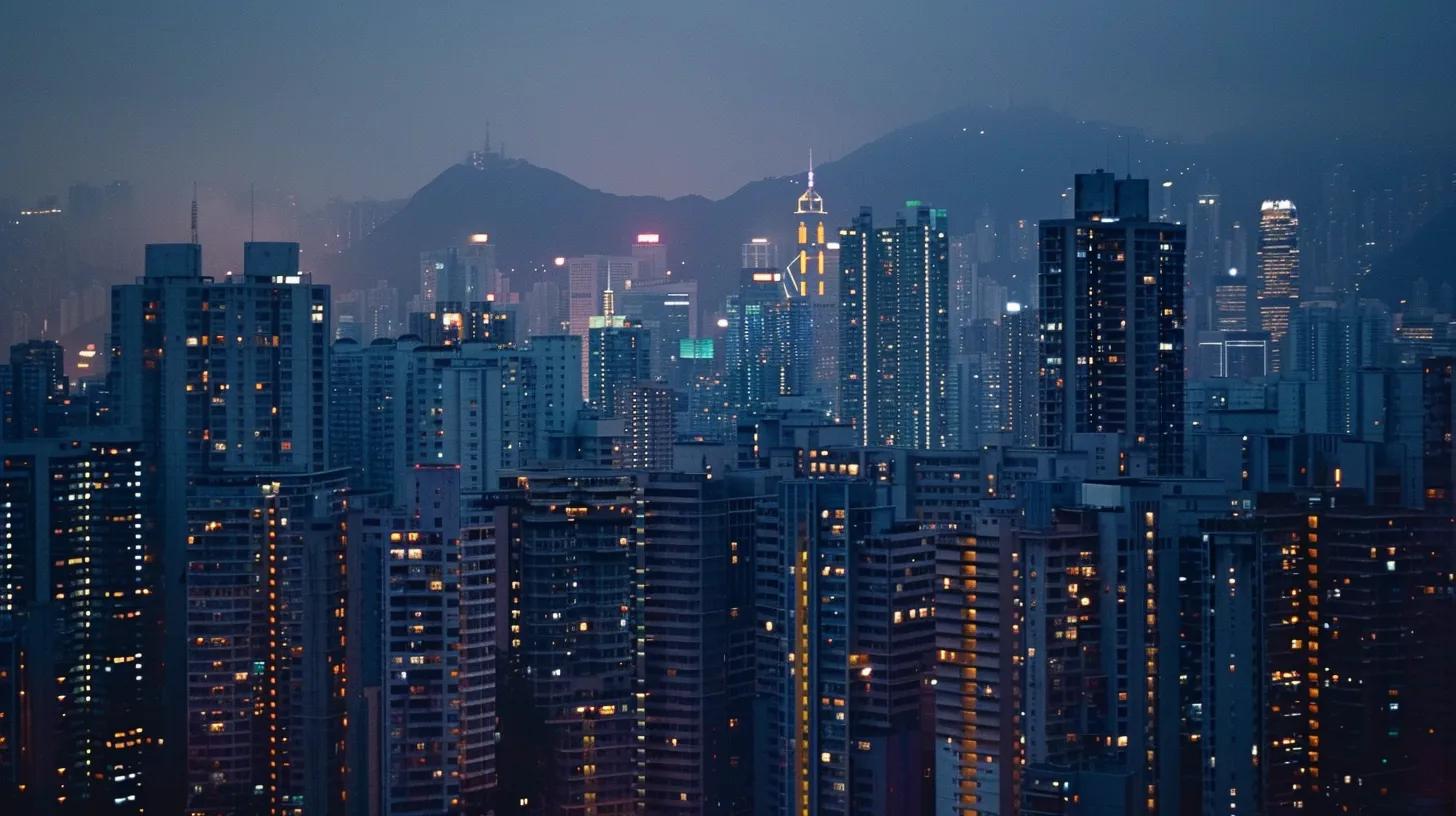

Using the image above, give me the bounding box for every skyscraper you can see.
[0,439,157,814]
[758,478,936,816]
[1187,192,1222,332]
[1039,171,1186,475]
[838,204,950,449]
[724,265,811,413]
[184,469,349,816]
[351,465,498,814]
[494,470,645,815]
[108,241,331,796]
[5,340,66,439]
[1256,200,1300,371]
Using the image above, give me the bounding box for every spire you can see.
[190,182,199,245]
[602,267,615,319]
[795,147,825,216]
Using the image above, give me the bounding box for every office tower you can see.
[568,255,643,397]
[614,279,697,387]
[742,238,777,271]
[420,235,497,307]
[933,504,1026,816]
[589,315,652,414]
[757,478,936,816]
[0,439,157,814]
[1213,266,1250,331]
[348,466,498,814]
[616,382,674,471]
[838,204,951,449]
[108,242,331,791]
[789,157,831,302]
[1039,170,1186,475]
[1188,193,1222,332]
[523,279,565,339]
[787,160,841,406]
[640,471,766,814]
[5,340,66,439]
[1284,297,1394,433]
[724,264,811,413]
[495,471,644,815]
[1256,200,1300,371]
[632,233,669,281]
[184,469,348,816]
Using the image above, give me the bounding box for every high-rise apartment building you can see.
[0,438,157,815]
[349,466,498,814]
[494,471,645,815]
[757,478,936,816]
[1039,171,1186,475]
[184,469,349,816]
[640,471,767,814]
[838,204,950,449]
[108,241,331,795]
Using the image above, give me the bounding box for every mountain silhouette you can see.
[326,104,1454,313]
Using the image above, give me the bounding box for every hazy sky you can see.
[4,0,1454,204]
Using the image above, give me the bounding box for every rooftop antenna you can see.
[190,182,199,244]
[808,148,814,189]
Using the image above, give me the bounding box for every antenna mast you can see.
[190,182,199,244]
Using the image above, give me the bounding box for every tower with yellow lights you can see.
[791,152,830,301]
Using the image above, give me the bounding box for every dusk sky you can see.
[5,0,1454,203]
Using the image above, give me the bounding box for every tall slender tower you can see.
[1039,170,1186,475]
[792,151,829,300]
[1256,200,1300,371]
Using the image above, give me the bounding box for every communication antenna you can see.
[190,182,199,244]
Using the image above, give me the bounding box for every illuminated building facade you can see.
[108,242,331,801]
[1200,493,1456,814]
[1039,171,1186,475]
[568,255,644,399]
[933,505,1026,816]
[616,382,674,471]
[724,265,811,413]
[494,471,645,815]
[757,478,936,816]
[0,439,157,815]
[837,204,951,449]
[588,317,652,414]
[349,466,498,814]
[1256,200,1300,371]
[1213,267,1250,332]
[184,469,349,816]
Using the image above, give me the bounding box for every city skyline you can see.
[3,5,1456,815]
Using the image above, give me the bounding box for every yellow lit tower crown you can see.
[791,150,828,299]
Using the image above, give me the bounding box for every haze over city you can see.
[3,3,1455,816]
